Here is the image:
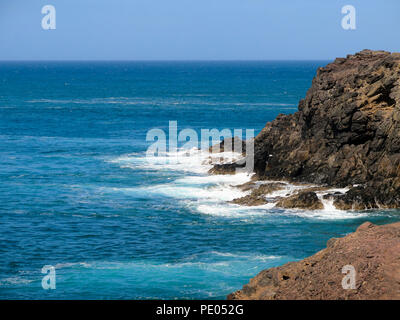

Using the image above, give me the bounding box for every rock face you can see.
[222,50,400,209]
[228,221,400,300]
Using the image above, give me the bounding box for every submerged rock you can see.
[228,221,400,300]
[212,50,400,209]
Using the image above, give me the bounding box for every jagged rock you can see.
[207,137,248,174]
[235,181,258,191]
[275,191,323,210]
[208,162,245,175]
[212,50,400,209]
[322,192,343,199]
[230,195,268,206]
[230,183,285,206]
[332,186,379,210]
[228,221,400,300]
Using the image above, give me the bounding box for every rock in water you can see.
[230,183,285,206]
[276,191,323,210]
[217,50,400,209]
[228,222,400,300]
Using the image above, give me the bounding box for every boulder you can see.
[275,191,323,210]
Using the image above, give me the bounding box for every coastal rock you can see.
[331,186,379,210]
[235,181,259,191]
[275,191,323,210]
[208,162,245,175]
[228,221,400,300]
[208,136,247,154]
[213,50,400,209]
[207,137,248,174]
[230,183,285,206]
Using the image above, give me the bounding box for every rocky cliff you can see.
[228,221,400,300]
[212,50,400,209]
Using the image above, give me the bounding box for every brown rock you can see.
[230,183,285,206]
[275,191,323,210]
[228,222,400,300]
[208,162,242,175]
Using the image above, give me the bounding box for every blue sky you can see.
[0,0,399,60]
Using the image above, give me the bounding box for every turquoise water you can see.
[0,61,399,299]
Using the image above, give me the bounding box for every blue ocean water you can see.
[0,61,399,300]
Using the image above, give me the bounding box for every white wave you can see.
[46,252,285,273]
[175,172,252,185]
[54,262,91,269]
[263,181,308,198]
[0,277,34,286]
[264,186,368,220]
[211,252,282,262]
[26,97,296,108]
[196,203,274,217]
[320,197,339,212]
[110,148,245,175]
[158,185,236,201]
[316,187,350,214]
[108,148,379,220]
[208,251,281,261]
[114,182,249,202]
[191,182,371,220]
[283,208,369,220]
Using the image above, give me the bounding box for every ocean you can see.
[1,61,399,299]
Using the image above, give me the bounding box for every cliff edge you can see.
[212,50,400,209]
[228,221,400,300]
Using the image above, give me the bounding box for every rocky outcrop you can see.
[275,191,323,210]
[228,221,400,300]
[212,50,400,209]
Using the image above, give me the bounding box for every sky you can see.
[0,0,399,60]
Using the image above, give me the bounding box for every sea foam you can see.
[110,149,373,220]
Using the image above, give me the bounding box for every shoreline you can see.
[207,50,400,299]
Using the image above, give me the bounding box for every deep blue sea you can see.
[0,61,399,299]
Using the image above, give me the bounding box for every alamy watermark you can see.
[342,264,356,290]
[41,5,56,30]
[41,265,56,290]
[341,5,356,30]
[40,5,357,32]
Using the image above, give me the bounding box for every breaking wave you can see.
[108,149,377,220]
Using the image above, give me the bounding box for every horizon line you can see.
[0,59,333,62]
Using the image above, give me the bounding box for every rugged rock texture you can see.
[214,50,400,209]
[230,183,285,206]
[208,136,247,154]
[276,191,324,210]
[331,186,378,210]
[208,162,245,175]
[228,221,400,300]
